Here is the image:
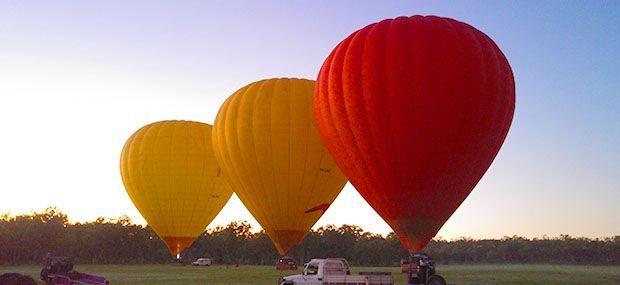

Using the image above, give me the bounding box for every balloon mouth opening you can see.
[160,236,196,256]
[386,218,442,253]
[268,230,308,255]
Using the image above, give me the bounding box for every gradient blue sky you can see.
[0,1,618,239]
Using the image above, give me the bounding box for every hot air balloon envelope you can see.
[314,16,515,252]
[120,120,233,256]
[213,78,348,255]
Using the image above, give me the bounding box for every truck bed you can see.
[323,274,366,284]
[323,273,393,285]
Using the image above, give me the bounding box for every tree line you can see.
[0,208,618,266]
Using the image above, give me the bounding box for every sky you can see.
[0,1,618,240]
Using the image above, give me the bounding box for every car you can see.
[192,258,212,266]
[276,256,298,271]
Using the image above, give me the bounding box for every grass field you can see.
[2,264,619,285]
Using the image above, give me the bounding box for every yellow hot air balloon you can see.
[120,120,233,256]
[212,78,347,255]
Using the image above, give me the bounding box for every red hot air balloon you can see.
[314,15,515,252]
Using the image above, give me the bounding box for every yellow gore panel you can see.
[212,78,347,255]
[120,120,233,256]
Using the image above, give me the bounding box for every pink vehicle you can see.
[40,255,109,285]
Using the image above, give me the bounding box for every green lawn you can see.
[2,264,619,284]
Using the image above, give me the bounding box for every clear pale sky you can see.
[1,1,618,240]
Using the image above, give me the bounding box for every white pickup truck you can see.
[279,258,393,285]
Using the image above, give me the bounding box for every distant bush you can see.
[1,208,618,266]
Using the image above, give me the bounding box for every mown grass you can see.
[2,264,619,284]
